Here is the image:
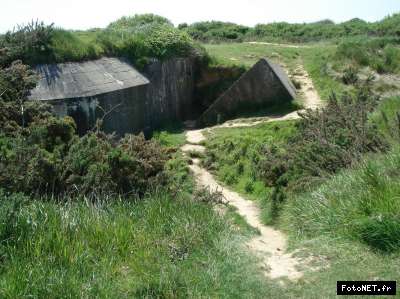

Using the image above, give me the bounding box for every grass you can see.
[199,121,400,298]
[203,120,297,202]
[50,29,104,63]
[298,45,348,100]
[369,96,400,142]
[204,42,347,102]
[204,42,303,69]
[0,189,270,298]
[151,122,186,148]
[282,146,400,252]
[257,146,400,297]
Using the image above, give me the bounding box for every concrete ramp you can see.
[198,58,296,126]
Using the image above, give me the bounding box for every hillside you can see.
[181,13,400,43]
[1,12,400,298]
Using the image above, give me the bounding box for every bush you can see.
[259,88,387,194]
[284,146,400,252]
[0,60,37,102]
[0,20,54,67]
[335,38,400,74]
[181,21,250,43]
[358,215,400,252]
[61,132,168,196]
[0,115,77,194]
[342,65,359,85]
[108,14,173,31]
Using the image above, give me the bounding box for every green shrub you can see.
[182,21,249,43]
[260,88,387,194]
[375,13,400,37]
[244,180,254,194]
[357,215,400,252]
[0,20,54,66]
[335,38,400,74]
[0,115,77,194]
[107,14,173,31]
[284,146,400,252]
[342,65,359,85]
[61,133,167,196]
[0,60,37,102]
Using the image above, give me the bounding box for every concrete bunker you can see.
[198,58,296,126]
[29,57,295,135]
[29,57,196,136]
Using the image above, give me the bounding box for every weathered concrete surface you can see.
[198,58,296,126]
[29,57,149,100]
[29,57,196,136]
[142,58,196,128]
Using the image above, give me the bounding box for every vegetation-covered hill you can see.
[180,13,400,43]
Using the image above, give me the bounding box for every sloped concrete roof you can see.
[266,59,297,99]
[29,57,150,101]
[198,58,296,126]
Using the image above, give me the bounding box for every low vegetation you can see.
[0,15,202,68]
[0,14,277,298]
[335,37,400,74]
[181,13,400,43]
[0,189,271,298]
[285,145,400,252]
[203,121,296,202]
[180,21,250,43]
[1,11,400,298]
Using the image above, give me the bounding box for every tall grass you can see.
[283,145,400,252]
[49,29,104,63]
[369,96,400,142]
[0,190,268,298]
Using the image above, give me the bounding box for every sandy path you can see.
[246,41,311,49]
[183,131,304,281]
[180,64,322,281]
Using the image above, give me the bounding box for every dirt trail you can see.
[181,65,322,281]
[188,152,304,280]
[246,41,311,49]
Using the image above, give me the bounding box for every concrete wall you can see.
[198,59,296,126]
[49,57,196,136]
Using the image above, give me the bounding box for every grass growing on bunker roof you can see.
[0,15,202,68]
